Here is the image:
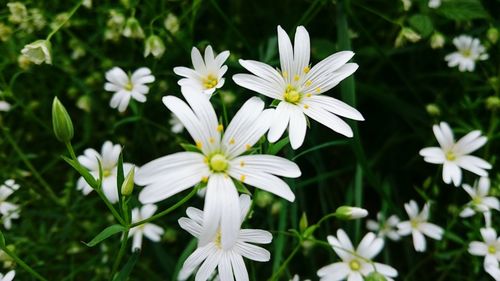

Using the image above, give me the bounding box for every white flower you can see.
[144,35,166,58]
[469,228,500,271]
[366,213,401,241]
[485,262,500,281]
[0,180,20,230]
[164,13,180,34]
[76,141,134,203]
[290,274,310,281]
[135,85,300,248]
[129,204,164,251]
[428,0,441,8]
[419,122,491,186]
[20,40,52,65]
[104,67,155,112]
[317,229,398,281]
[233,26,363,149]
[178,194,272,281]
[397,201,443,252]
[169,114,184,134]
[445,35,488,72]
[0,101,11,112]
[173,46,230,97]
[460,177,499,218]
[0,270,15,281]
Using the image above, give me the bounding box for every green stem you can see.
[2,247,48,281]
[2,128,62,206]
[110,229,130,278]
[130,188,198,228]
[218,91,229,127]
[268,242,302,281]
[46,0,83,41]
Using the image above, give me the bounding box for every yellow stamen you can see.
[195,141,203,149]
[349,260,361,271]
[283,85,301,104]
[293,74,300,81]
[303,66,310,74]
[240,175,246,182]
[240,161,245,167]
[245,144,251,150]
[282,71,288,79]
[209,154,228,172]
[305,93,312,98]
[124,81,133,91]
[305,80,312,87]
[488,245,496,254]
[303,104,309,109]
[202,74,218,89]
[229,138,235,145]
[214,229,222,249]
[445,151,456,161]
[315,87,321,93]
[217,124,224,132]
[201,176,208,183]
[209,137,215,144]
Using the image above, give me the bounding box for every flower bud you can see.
[487,27,499,44]
[144,35,166,58]
[0,101,11,112]
[402,27,421,43]
[430,32,445,49]
[0,23,13,42]
[335,206,368,220]
[486,96,500,111]
[121,167,135,196]
[7,2,27,24]
[21,40,52,65]
[164,13,180,34]
[83,0,92,8]
[122,17,144,39]
[299,212,309,233]
[425,103,440,116]
[401,0,411,11]
[52,97,74,142]
[365,272,387,281]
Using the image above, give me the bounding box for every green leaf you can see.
[180,143,202,153]
[437,0,488,21]
[408,14,433,38]
[116,150,125,205]
[267,137,290,155]
[0,230,5,248]
[84,224,125,247]
[112,249,141,281]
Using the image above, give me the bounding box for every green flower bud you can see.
[21,40,52,65]
[335,206,368,220]
[255,191,273,208]
[144,35,166,58]
[486,96,500,111]
[122,17,144,39]
[121,167,135,196]
[487,27,499,44]
[52,97,74,142]
[430,32,445,49]
[364,272,387,281]
[395,27,421,47]
[425,103,440,116]
[0,23,13,42]
[299,212,309,233]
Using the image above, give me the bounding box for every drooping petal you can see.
[419,222,444,240]
[288,106,307,149]
[267,101,292,143]
[306,95,364,121]
[178,244,215,281]
[235,241,270,262]
[303,105,353,137]
[230,252,249,281]
[412,230,427,252]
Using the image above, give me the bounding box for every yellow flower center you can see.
[445,150,456,161]
[472,196,482,205]
[103,169,112,178]
[461,49,472,58]
[124,81,133,91]
[209,153,228,172]
[284,85,301,104]
[203,74,218,89]
[410,219,420,229]
[214,229,222,249]
[488,245,496,254]
[349,260,361,271]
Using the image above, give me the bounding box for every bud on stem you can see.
[52,97,74,142]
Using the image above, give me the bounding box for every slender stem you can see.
[46,0,84,41]
[110,229,130,278]
[2,247,48,281]
[2,128,62,206]
[64,142,126,226]
[218,91,229,127]
[315,213,337,227]
[268,242,302,281]
[130,188,198,228]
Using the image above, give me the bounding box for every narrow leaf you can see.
[83,224,125,247]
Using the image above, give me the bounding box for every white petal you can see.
[293,26,310,76]
[347,271,363,281]
[412,230,427,252]
[305,51,354,84]
[454,130,487,154]
[267,101,292,143]
[481,228,497,244]
[239,229,273,244]
[143,224,164,241]
[317,262,350,280]
[191,47,207,73]
[397,221,412,236]
[478,177,490,196]
[419,147,445,164]
[179,217,202,238]
[468,241,488,256]
[101,176,119,204]
[235,242,270,262]
[356,232,384,259]
[442,162,462,186]
[432,122,454,150]
[239,194,252,221]
[277,25,294,84]
[459,207,475,217]
[219,177,241,250]
[195,250,222,281]
[105,67,128,87]
[237,59,285,89]
[199,175,225,247]
[174,66,204,80]
[178,244,215,281]
[288,106,307,149]
[373,263,398,277]
[218,253,234,281]
[230,252,249,281]
[306,95,364,121]
[229,155,301,178]
[131,231,143,251]
[456,155,491,177]
[419,222,443,240]
[303,105,353,137]
[302,63,358,95]
[232,74,283,99]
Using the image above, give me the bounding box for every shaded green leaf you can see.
[84,224,125,247]
[408,14,434,38]
[437,0,488,20]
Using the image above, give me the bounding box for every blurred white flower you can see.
[76,141,135,203]
[21,40,52,65]
[485,261,500,281]
[317,229,398,281]
[169,114,184,134]
[430,32,445,49]
[366,213,401,241]
[144,35,165,58]
[419,122,491,186]
[469,228,500,273]
[173,46,229,97]
[135,85,300,248]
[397,201,443,252]
[290,274,310,281]
[129,204,164,251]
[428,0,441,8]
[104,67,155,112]
[445,35,488,72]
[0,270,15,281]
[122,17,144,39]
[0,179,20,230]
[178,194,272,281]
[401,0,411,11]
[7,2,27,24]
[0,101,11,112]
[164,13,180,34]
[233,25,363,149]
[460,177,499,218]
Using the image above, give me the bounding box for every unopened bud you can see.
[335,206,368,220]
[299,212,309,233]
[487,27,499,44]
[144,35,166,58]
[0,23,13,42]
[164,13,180,34]
[121,167,135,196]
[52,97,74,142]
[21,40,52,65]
[402,27,421,43]
[122,17,144,39]
[255,191,273,208]
[365,272,387,281]
[486,96,500,111]
[426,103,440,116]
[430,32,445,49]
